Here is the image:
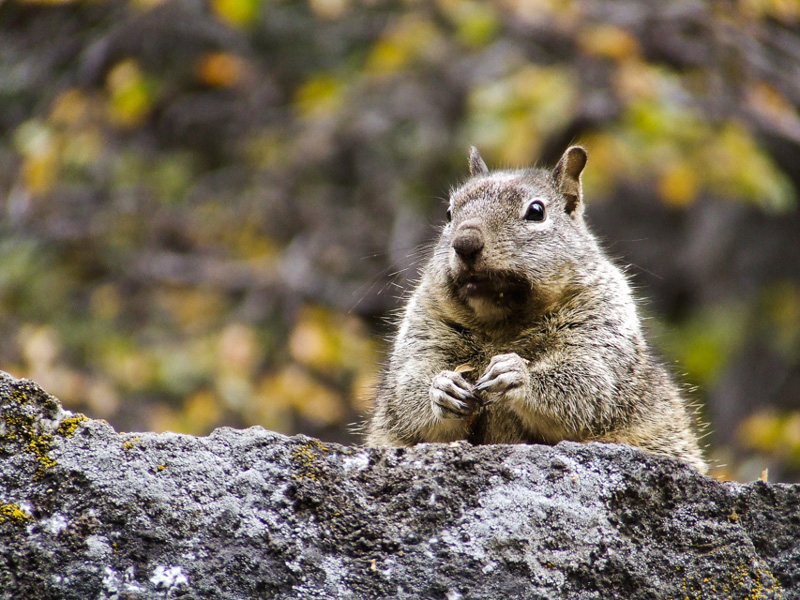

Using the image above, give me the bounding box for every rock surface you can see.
[0,371,798,600]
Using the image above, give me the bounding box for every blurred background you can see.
[2,0,800,481]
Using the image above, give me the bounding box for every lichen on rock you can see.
[0,370,798,600]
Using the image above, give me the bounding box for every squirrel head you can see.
[464,145,587,220]
[431,145,595,326]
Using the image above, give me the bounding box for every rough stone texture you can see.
[1,371,798,600]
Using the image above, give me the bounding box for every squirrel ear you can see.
[468,146,489,176]
[553,146,587,217]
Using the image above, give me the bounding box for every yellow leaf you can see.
[747,81,800,129]
[257,366,344,427]
[211,0,262,28]
[288,304,379,375]
[129,0,169,10]
[13,119,53,158]
[218,323,260,375]
[465,65,577,165]
[706,123,795,211]
[309,0,349,20]
[738,411,787,453]
[62,130,103,170]
[366,15,440,75]
[580,25,640,61]
[156,288,228,332]
[437,0,498,48]
[243,129,289,169]
[90,284,123,321]
[184,390,223,432]
[367,40,407,74]
[50,89,90,126]
[740,0,800,22]
[22,152,59,194]
[457,8,499,48]
[106,59,155,128]
[226,222,279,260]
[148,404,181,434]
[501,112,539,166]
[578,133,625,196]
[289,306,339,370]
[196,52,245,88]
[764,282,800,354]
[497,0,577,24]
[658,161,698,207]
[100,342,159,392]
[14,119,63,193]
[293,74,345,119]
[614,58,658,102]
[20,325,61,369]
[86,378,120,419]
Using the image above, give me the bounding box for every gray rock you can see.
[0,371,797,600]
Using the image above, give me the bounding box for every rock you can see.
[0,371,798,600]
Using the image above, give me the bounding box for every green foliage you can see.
[661,303,750,387]
[762,283,800,358]
[465,65,578,165]
[0,240,72,320]
[739,411,800,468]
[1,0,800,479]
[587,98,795,210]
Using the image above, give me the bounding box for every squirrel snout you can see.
[452,227,484,261]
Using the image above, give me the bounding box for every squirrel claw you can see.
[430,370,478,420]
[474,353,530,402]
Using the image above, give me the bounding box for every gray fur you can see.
[468,146,489,176]
[366,146,707,473]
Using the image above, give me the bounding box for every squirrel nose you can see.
[452,228,484,261]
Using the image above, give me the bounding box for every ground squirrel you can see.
[366,146,707,473]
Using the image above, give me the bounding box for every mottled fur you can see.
[366,146,707,473]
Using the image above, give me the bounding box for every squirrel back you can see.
[367,146,706,473]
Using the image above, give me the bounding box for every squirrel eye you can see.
[524,200,546,222]
[446,207,452,222]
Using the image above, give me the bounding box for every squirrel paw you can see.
[430,371,478,419]
[474,353,531,404]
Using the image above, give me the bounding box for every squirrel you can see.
[366,145,707,473]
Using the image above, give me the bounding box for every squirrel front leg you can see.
[430,370,479,421]
[366,296,482,449]
[367,361,478,446]
[474,353,531,403]
[475,351,620,440]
